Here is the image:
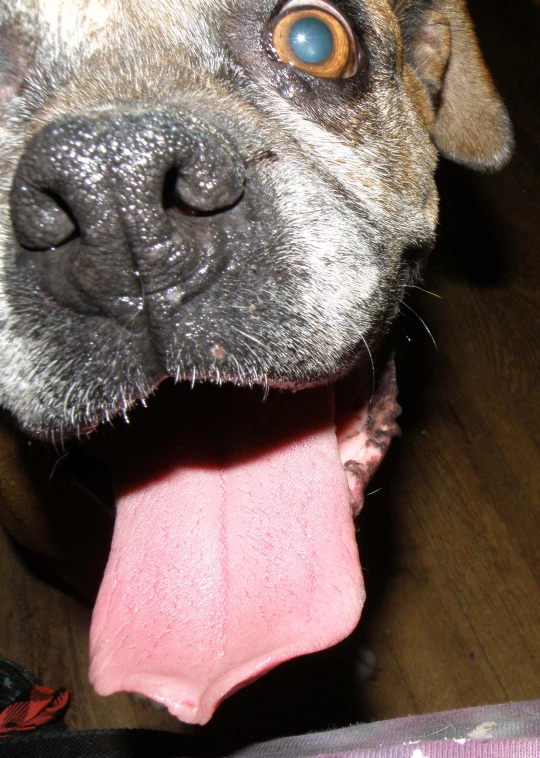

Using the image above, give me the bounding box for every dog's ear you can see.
[408,0,513,171]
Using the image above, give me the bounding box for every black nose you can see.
[10,110,245,322]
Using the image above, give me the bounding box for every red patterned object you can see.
[0,685,69,739]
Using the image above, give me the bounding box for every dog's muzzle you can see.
[10,110,245,326]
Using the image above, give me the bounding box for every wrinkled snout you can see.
[10,110,245,325]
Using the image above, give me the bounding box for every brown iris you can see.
[271,6,357,78]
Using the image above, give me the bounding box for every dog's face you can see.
[0,0,512,726]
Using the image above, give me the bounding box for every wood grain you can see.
[355,0,540,720]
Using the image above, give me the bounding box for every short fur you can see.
[0,0,512,578]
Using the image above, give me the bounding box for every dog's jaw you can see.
[87,362,399,724]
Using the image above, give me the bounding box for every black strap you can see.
[0,729,201,758]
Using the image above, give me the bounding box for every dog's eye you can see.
[270,0,358,78]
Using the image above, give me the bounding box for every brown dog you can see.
[0,0,512,725]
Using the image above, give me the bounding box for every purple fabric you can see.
[233,700,540,758]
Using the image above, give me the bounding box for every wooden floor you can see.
[0,0,538,750]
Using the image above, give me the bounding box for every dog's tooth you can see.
[149,698,167,711]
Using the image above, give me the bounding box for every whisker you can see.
[231,326,266,348]
[262,374,270,401]
[401,301,438,350]
[358,331,375,404]
[396,318,412,342]
[49,449,70,481]
[366,487,383,497]
[405,284,443,299]
[230,354,246,382]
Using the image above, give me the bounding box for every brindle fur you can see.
[0,0,512,440]
[0,0,512,576]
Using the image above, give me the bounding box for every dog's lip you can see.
[75,364,362,440]
[56,356,395,520]
[30,362,376,527]
[78,356,391,494]
[79,357,373,455]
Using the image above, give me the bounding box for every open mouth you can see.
[75,356,400,725]
[15,356,399,725]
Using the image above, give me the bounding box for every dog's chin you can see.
[46,355,396,725]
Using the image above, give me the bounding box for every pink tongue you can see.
[89,386,364,725]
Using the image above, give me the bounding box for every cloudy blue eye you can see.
[289,17,333,64]
[271,4,358,79]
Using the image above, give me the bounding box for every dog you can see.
[0,0,512,728]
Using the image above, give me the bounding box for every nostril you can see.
[11,185,79,251]
[162,163,244,216]
[162,166,199,216]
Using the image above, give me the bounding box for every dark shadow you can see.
[430,160,514,288]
